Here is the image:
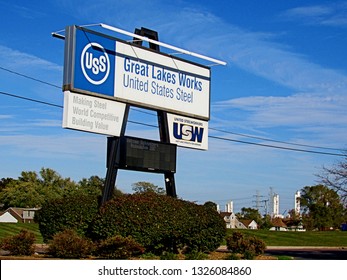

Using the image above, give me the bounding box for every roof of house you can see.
[1,207,40,220]
[219,211,233,218]
[239,219,256,227]
[272,217,287,228]
[0,211,18,222]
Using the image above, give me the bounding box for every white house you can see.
[239,219,258,230]
[0,211,18,223]
[0,207,39,223]
[269,217,288,231]
[218,201,258,229]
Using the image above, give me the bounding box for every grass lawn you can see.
[0,223,346,248]
[226,229,347,247]
[0,223,43,244]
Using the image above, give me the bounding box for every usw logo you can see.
[173,123,204,143]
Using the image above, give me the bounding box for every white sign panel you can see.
[167,113,208,150]
[115,41,211,120]
[63,91,126,136]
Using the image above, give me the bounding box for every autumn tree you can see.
[317,155,347,205]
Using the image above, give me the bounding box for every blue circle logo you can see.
[80,42,110,85]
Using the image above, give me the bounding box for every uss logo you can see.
[80,42,110,85]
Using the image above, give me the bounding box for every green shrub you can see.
[243,250,256,260]
[0,229,36,256]
[185,250,208,260]
[160,251,179,260]
[35,193,99,242]
[90,192,226,255]
[182,201,226,253]
[224,253,241,260]
[226,231,266,259]
[94,235,144,259]
[48,229,94,259]
[248,235,266,256]
[138,252,159,260]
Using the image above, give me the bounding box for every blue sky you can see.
[1,0,347,214]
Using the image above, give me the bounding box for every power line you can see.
[0,90,345,157]
[0,91,63,108]
[0,64,346,157]
[209,135,344,157]
[131,107,344,152]
[1,65,344,152]
[0,66,61,89]
[209,127,343,152]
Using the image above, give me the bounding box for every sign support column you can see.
[100,105,130,205]
[134,27,177,198]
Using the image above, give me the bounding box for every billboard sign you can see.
[167,113,208,150]
[62,91,126,136]
[63,26,211,120]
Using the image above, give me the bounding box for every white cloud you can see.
[0,45,62,72]
[281,3,347,27]
[0,114,12,120]
[212,93,347,140]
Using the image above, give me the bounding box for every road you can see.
[265,247,347,260]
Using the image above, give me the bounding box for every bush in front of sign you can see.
[180,200,226,254]
[89,192,226,255]
[48,229,94,259]
[94,235,145,259]
[35,193,99,243]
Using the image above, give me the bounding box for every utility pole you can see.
[253,190,264,211]
[269,187,274,216]
[261,199,269,216]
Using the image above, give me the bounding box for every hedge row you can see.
[36,192,226,255]
[90,192,226,253]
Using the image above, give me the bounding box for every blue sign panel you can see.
[73,28,115,97]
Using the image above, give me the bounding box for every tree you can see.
[131,181,165,195]
[0,168,108,208]
[236,207,262,225]
[79,176,123,198]
[300,185,345,230]
[204,201,218,211]
[0,168,78,208]
[0,179,44,208]
[260,214,273,229]
[317,155,347,205]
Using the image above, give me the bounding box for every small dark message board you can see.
[107,136,177,174]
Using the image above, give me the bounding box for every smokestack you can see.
[295,191,301,215]
[225,201,233,213]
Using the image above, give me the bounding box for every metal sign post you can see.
[101,27,177,205]
[100,105,129,204]
[133,27,177,198]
